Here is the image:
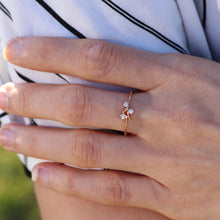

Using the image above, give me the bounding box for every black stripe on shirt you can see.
[23,163,32,178]
[30,118,38,126]
[0,2,10,14]
[202,0,206,28]
[0,2,13,20]
[102,0,188,54]
[56,73,70,84]
[23,155,30,176]
[16,68,70,84]
[35,0,86,38]
[0,112,9,127]
[15,70,36,83]
[0,112,8,118]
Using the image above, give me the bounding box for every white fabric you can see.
[176,0,212,59]
[202,0,220,61]
[0,0,219,171]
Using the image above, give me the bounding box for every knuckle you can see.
[39,42,50,62]
[65,173,77,195]
[166,54,195,78]
[99,172,130,204]
[84,40,119,79]
[59,85,92,125]
[69,130,100,167]
[18,87,31,116]
[168,54,209,88]
[174,105,202,136]
[168,193,204,219]
[26,134,38,155]
[154,102,202,140]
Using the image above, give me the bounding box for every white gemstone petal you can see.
[123,101,129,108]
[120,114,126,120]
[128,109,134,114]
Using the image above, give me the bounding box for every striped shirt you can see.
[0,0,219,171]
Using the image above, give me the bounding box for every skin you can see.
[0,37,219,220]
[34,184,169,220]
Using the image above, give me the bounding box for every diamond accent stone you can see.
[127,109,134,115]
[120,114,127,120]
[123,101,129,108]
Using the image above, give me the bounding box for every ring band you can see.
[120,90,134,136]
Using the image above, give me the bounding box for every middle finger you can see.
[0,124,161,177]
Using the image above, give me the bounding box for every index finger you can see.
[4,37,173,90]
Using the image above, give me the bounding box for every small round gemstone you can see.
[120,114,127,120]
[128,109,134,115]
[123,101,129,108]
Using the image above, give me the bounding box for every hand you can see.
[0,37,219,220]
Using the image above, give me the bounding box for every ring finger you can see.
[0,82,150,134]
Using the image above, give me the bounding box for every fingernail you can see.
[0,83,15,110]
[0,128,15,148]
[4,39,23,62]
[32,167,50,185]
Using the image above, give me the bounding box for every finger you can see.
[0,83,149,133]
[0,124,162,178]
[32,163,171,217]
[4,37,174,90]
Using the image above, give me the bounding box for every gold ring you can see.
[120,90,134,136]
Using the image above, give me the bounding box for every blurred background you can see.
[0,147,41,220]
